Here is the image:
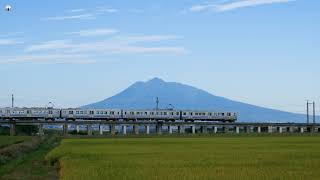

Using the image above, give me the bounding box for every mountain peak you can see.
[146,77,165,84]
[83,78,305,122]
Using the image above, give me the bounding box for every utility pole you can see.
[156,97,159,110]
[313,101,315,124]
[11,94,14,108]
[307,100,309,124]
[306,101,316,124]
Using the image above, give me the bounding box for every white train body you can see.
[0,108,60,119]
[0,107,237,122]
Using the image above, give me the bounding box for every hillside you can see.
[83,78,306,122]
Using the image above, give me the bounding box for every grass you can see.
[0,136,60,179]
[0,136,31,148]
[46,135,320,180]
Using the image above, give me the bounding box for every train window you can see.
[176,112,179,115]
[69,111,74,115]
[80,111,83,114]
[164,112,167,115]
[110,111,114,115]
[145,112,147,115]
[209,113,212,116]
[190,112,193,115]
[183,112,186,115]
[227,113,231,116]
[49,110,53,114]
[151,112,154,115]
[76,111,79,114]
[222,113,225,116]
[89,111,94,115]
[171,112,174,115]
[117,112,120,115]
[124,112,127,115]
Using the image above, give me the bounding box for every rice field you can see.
[46,136,320,180]
[0,136,31,148]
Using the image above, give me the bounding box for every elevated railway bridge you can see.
[1,119,319,136]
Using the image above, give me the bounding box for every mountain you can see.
[82,78,307,122]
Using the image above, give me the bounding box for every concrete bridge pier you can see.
[10,122,16,136]
[268,126,273,133]
[201,126,207,134]
[299,127,304,133]
[288,126,294,133]
[257,126,261,133]
[63,123,68,136]
[245,126,251,133]
[178,125,185,134]
[38,124,44,136]
[169,126,173,134]
[122,125,127,135]
[76,125,80,133]
[99,125,103,135]
[278,127,283,133]
[191,125,196,134]
[235,126,240,134]
[133,125,139,135]
[87,124,92,136]
[156,123,162,135]
[310,126,316,133]
[145,125,150,134]
[213,126,218,134]
[223,126,229,133]
[111,124,116,135]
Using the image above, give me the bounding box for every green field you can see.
[0,136,31,148]
[45,136,320,180]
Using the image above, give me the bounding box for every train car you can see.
[181,110,237,122]
[0,107,237,122]
[0,107,60,120]
[122,109,180,121]
[61,108,122,120]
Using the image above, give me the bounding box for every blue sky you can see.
[0,0,319,113]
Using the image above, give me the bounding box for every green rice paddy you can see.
[46,136,320,180]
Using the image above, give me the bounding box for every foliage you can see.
[0,135,60,179]
[0,136,31,149]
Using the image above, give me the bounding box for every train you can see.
[0,107,237,122]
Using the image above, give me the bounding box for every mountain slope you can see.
[82,78,306,122]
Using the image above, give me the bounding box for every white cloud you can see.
[45,13,95,21]
[119,35,180,43]
[0,54,93,64]
[69,28,118,37]
[0,39,23,45]
[69,9,86,13]
[96,7,119,13]
[25,40,72,52]
[25,35,185,55]
[190,0,295,12]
